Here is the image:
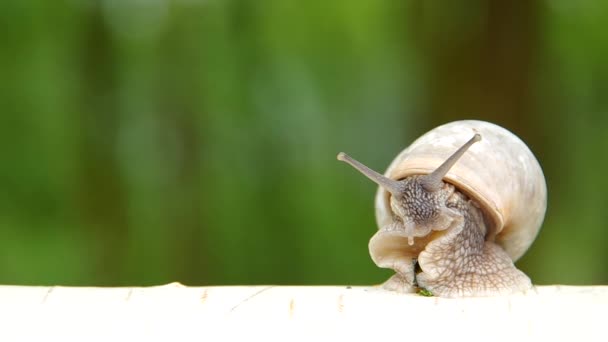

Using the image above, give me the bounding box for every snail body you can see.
[338,120,547,297]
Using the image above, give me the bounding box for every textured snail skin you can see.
[368,120,546,297]
[372,183,531,296]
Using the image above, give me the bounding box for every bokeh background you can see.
[1,1,606,287]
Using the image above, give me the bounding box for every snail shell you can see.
[373,120,546,263]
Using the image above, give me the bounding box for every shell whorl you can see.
[374,120,547,261]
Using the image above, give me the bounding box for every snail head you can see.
[338,134,481,245]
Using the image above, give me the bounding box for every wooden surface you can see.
[0,283,605,341]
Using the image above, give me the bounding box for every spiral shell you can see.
[373,120,547,261]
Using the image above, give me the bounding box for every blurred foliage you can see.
[0,0,606,286]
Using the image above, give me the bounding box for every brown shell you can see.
[373,120,547,261]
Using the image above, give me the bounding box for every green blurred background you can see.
[0,1,606,287]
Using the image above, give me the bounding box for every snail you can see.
[337,120,547,297]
